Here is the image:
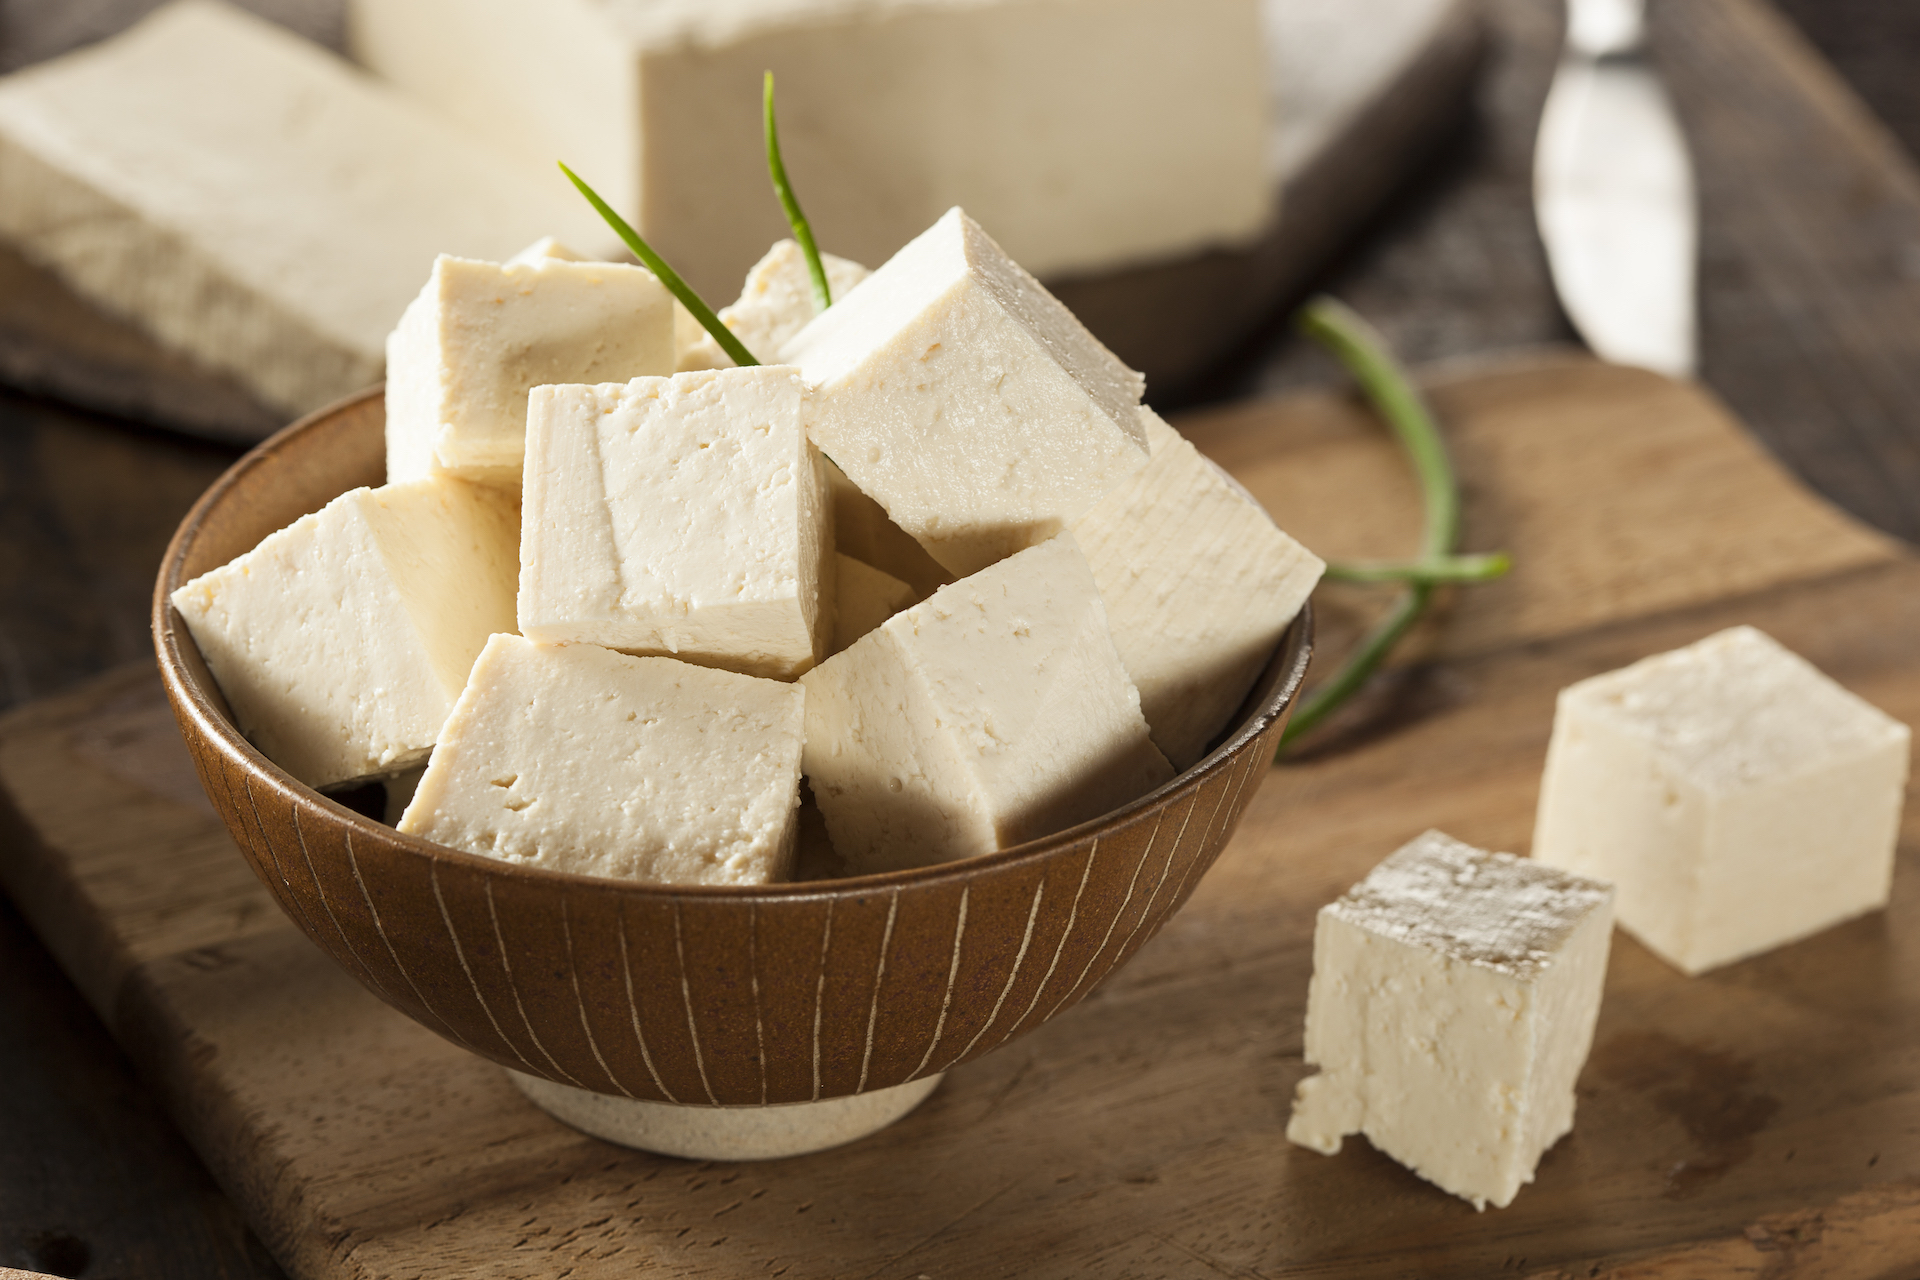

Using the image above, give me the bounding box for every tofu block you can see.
[384,251,674,487]
[518,366,832,679]
[830,554,915,656]
[678,239,873,371]
[824,456,951,600]
[1533,626,1910,975]
[169,477,519,788]
[1288,830,1614,1211]
[399,635,805,886]
[0,0,607,418]
[800,532,1174,874]
[1072,409,1325,769]
[783,208,1150,578]
[348,0,1269,303]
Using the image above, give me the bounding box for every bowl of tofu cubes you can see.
[152,208,1321,1159]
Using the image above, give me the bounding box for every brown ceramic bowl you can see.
[152,388,1312,1107]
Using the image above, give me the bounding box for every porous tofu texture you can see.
[1533,625,1910,975]
[1072,408,1324,770]
[399,636,805,886]
[519,366,833,680]
[800,532,1173,875]
[1288,831,1614,1211]
[348,0,1269,302]
[677,239,872,371]
[0,0,607,418]
[385,250,675,486]
[169,477,519,788]
[782,207,1150,578]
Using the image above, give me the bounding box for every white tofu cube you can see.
[0,0,608,418]
[830,554,916,656]
[384,251,674,487]
[169,477,519,788]
[1532,626,1910,975]
[800,532,1174,875]
[1288,830,1614,1211]
[348,0,1269,303]
[677,239,872,371]
[518,367,832,680]
[783,208,1150,578]
[1071,409,1325,770]
[399,636,804,886]
[824,456,951,600]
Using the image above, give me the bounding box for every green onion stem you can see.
[559,162,759,369]
[1278,297,1506,754]
[764,72,832,315]
[1323,552,1512,585]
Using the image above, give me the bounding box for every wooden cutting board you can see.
[3,352,1917,1279]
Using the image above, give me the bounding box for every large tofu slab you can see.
[1072,409,1324,770]
[0,0,607,418]
[385,251,675,487]
[169,477,519,788]
[783,208,1149,578]
[399,635,805,886]
[1533,626,1910,975]
[800,532,1173,875]
[678,239,872,371]
[519,367,832,680]
[1288,831,1614,1211]
[348,0,1269,302]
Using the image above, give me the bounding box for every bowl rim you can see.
[153,385,1314,905]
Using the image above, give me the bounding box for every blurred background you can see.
[1,0,1916,1274]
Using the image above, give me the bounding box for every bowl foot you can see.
[507,1070,945,1160]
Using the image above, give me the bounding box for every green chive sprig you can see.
[763,72,832,315]
[558,161,759,369]
[1278,297,1511,754]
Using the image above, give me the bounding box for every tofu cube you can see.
[348,0,1269,303]
[398,636,805,886]
[677,239,873,371]
[1532,625,1910,975]
[824,457,951,600]
[1288,830,1614,1211]
[518,366,832,680]
[801,532,1174,874]
[0,0,608,419]
[169,477,519,788]
[782,208,1150,578]
[1071,408,1325,770]
[830,554,916,656]
[385,251,674,487]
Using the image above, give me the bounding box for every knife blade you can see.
[1534,0,1697,378]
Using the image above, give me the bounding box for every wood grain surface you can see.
[3,352,1916,1279]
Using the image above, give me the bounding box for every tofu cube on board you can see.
[782,207,1150,578]
[1288,830,1614,1211]
[385,250,674,487]
[1533,625,1910,975]
[519,366,832,680]
[348,0,1268,303]
[169,477,519,789]
[678,240,873,371]
[1072,408,1325,770]
[801,532,1174,876]
[399,636,805,887]
[0,0,609,419]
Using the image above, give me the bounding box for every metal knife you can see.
[1534,0,1697,378]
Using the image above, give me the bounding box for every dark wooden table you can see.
[2,1,1917,1276]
